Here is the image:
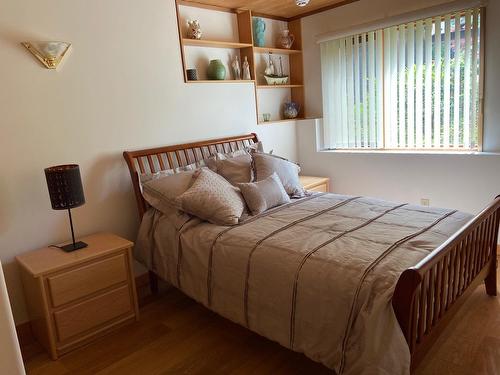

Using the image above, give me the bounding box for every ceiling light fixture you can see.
[296,0,310,6]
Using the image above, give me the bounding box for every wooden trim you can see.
[123,133,259,219]
[251,11,289,22]
[176,0,236,14]
[288,0,360,21]
[253,46,302,55]
[182,39,253,48]
[175,1,188,83]
[477,6,486,151]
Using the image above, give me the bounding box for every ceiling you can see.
[180,0,359,20]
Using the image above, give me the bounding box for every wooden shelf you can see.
[257,84,303,89]
[175,3,305,125]
[187,80,255,84]
[182,39,253,49]
[258,118,305,125]
[253,47,302,55]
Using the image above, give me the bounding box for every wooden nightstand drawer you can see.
[48,253,128,307]
[53,285,132,342]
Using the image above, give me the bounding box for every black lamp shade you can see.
[45,164,85,210]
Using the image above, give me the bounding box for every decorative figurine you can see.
[187,20,202,40]
[242,56,251,80]
[231,55,241,80]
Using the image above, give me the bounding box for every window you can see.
[320,8,483,151]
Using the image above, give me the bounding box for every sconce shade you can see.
[22,41,71,69]
[45,165,85,210]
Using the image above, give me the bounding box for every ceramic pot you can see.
[283,102,300,119]
[207,59,226,80]
[252,18,266,47]
[186,69,197,81]
[278,29,295,49]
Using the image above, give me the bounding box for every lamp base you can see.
[60,241,88,252]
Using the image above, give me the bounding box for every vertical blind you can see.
[320,8,482,150]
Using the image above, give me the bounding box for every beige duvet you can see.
[135,193,472,374]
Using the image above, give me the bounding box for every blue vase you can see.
[252,18,266,47]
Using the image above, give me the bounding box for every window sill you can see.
[320,149,500,156]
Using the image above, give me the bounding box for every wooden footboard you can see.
[393,196,500,369]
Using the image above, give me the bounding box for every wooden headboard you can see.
[123,133,259,219]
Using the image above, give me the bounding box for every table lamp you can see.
[44,164,88,252]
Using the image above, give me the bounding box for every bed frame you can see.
[123,133,499,371]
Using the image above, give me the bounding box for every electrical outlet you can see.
[420,198,430,207]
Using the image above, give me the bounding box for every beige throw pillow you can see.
[175,168,245,226]
[208,153,253,185]
[237,173,290,215]
[252,153,304,197]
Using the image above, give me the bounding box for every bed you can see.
[123,133,499,374]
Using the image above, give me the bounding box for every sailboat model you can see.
[264,53,289,85]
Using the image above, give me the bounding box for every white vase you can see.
[278,30,295,49]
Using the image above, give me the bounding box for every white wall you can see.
[0,0,298,323]
[297,0,500,215]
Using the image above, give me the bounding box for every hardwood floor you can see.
[24,267,500,375]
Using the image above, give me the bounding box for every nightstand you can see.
[299,175,330,193]
[16,232,139,360]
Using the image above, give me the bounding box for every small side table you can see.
[16,232,139,359]
[299,175,330,193]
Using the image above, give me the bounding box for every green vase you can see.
[207,59,226,80]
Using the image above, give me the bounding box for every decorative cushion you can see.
[141,170,196,214]
[208,153,253,185]
[237,173,290,215]
[252,153,304,197]
[175,168,246,226]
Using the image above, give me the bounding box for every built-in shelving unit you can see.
[186,80,256,84]
[256,84,304,89]
[258,118,305,125]
[182,39,253,49]
[253,47,302,55]
[175,1,305,124]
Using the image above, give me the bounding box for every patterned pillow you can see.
[175,168,246,226]
[252,153,304,197]
[237,173,290,215]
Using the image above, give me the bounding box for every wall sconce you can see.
[22,41,71,70]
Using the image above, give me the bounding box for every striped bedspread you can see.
[135,193,472,374]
